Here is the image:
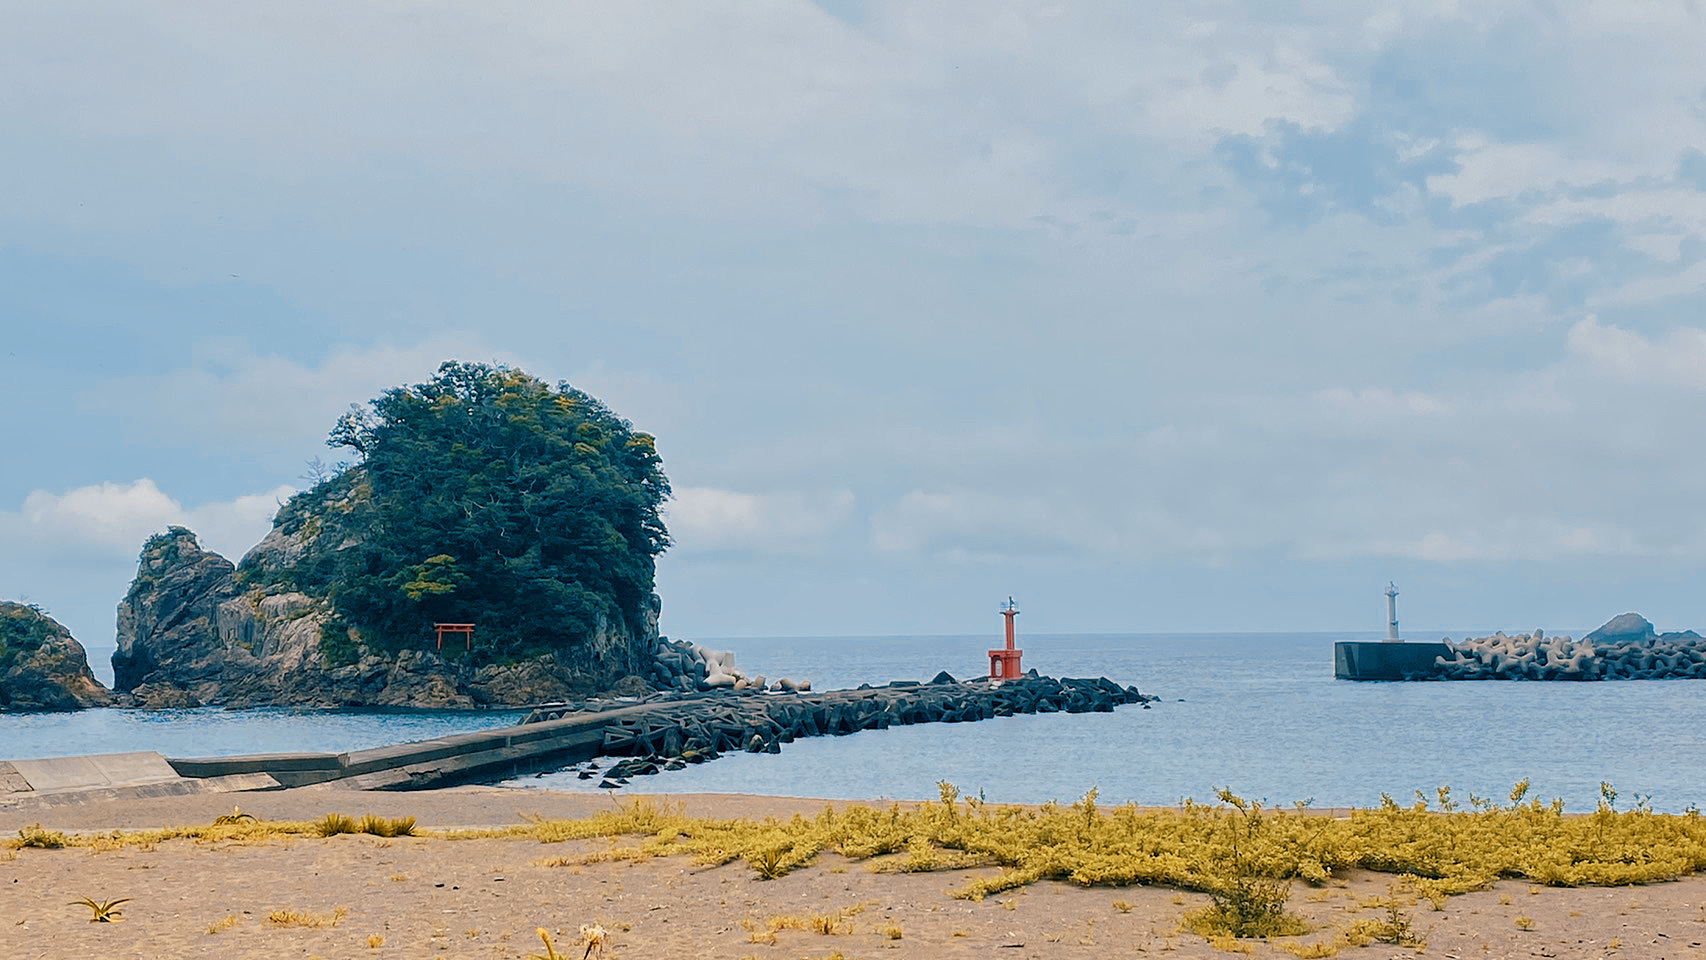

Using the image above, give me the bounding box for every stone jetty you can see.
[537,674,1154,788]
[1,674,1154,805]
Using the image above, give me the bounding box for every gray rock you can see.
[1584,613,1658,645]
[112,526,243,694]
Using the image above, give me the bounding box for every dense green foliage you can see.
[253,361,670,662]
[0,602,62,672]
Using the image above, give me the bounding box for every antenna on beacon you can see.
[988,597,1023,680]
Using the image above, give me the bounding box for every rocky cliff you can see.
[0,601,113,711]
[112,524,662,708]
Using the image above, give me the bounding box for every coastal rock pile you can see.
[536,674,1154,787]
[1434,614,1706,680]
[645,638,808,693]
[0,602,113,711]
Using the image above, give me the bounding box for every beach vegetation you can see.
[250,361,670,666]
[358,814,418,837]
[71,896,130,923]
[528,927,569,960]
[212,806,255,825]
[315,813,358,837]
[447,780,1706,934]
[206,914,240,934]
[367,933,385,948]
[11,823,68,849]
[313,812,416,838]
[266,906,349,928]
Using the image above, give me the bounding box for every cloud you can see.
[870,489,1120,561]
[666,487,855,554]
[82,336,514,451]
[2,478,293,562]
[1565,315,1706,388]
[1308,521,1643,564]
[1312,387,1454,421]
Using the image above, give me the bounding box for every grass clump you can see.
[358,814,418,837]
[13,824,69,849]
[267,906,349,928]
[314,813,416,838]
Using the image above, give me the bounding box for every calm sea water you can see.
[8,633,1705,812]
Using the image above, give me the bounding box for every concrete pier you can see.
[1334,641,1451,680]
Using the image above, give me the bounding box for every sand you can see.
[3,786,1704,959]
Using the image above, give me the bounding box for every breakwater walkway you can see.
[0,674,1153,807]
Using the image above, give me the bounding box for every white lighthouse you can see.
[1385,582,1400,642]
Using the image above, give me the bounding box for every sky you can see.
[5,1,1706,681]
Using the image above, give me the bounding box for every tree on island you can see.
[252,360,670,665]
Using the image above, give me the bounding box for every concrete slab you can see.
[6,751,182,793]
[0,772,280,811]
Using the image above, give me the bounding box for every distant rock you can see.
[112,526,242,699]
[0,601,113,711]
[1583,613,1658,645]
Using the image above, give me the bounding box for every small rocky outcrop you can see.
[0,601,113,711]
[112,526,242,697]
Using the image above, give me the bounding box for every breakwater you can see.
[1433,631,1706,680]
[1,674,1153,803]
[1337,614,1706,682]
[538,674,1155,788]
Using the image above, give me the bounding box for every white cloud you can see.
[666,487,855,554]
[1426,140,1644,208]
[1565,315,1706,388]
[1312,387,1453,421]
[82,336,514,449]
[870,489,1120,560]
[1309,521,1643,564]
[3,479,293,561]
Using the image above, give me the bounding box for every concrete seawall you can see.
[1334,641,1452,680]
[2,675,1154,804]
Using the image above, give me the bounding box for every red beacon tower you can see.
[988,596,1024,680]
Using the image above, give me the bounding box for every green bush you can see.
[243,361,670,664]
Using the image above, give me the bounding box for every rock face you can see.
[113,525,664,708]
[0,601,113,711]
[112,526,242,700]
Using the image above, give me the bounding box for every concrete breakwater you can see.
[1336,614,1706,682]
[1434,632,1706,680]
[1,674,1154,804]
[537,674,1155,788]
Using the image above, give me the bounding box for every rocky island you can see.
[109,361,680,709]
[0,601,112,711]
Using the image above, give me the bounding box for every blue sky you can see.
[5,1,1706,679]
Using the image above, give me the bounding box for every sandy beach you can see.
[3,786,1703,960]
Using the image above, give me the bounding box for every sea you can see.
[8,632,1706,813]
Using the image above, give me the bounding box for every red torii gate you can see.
[434,622,474,652]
